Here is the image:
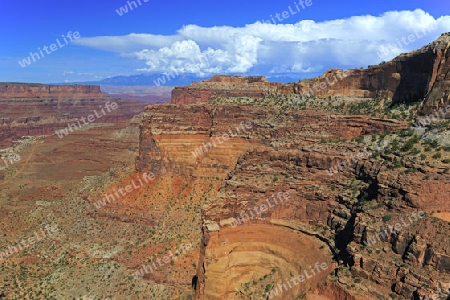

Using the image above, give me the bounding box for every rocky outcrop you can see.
[0,83,102,99]
[171,75,292,104]
[136,104,407,177]
[136,103,417,299]
[419,33,450,115]
[295,33,450,115]
[0,83,147,146]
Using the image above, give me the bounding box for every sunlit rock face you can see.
[136,103,411,299]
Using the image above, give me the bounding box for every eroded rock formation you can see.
[0,83,147,146]
[136,102,450,299]
[171,75,292,104]
[0,83,102,99]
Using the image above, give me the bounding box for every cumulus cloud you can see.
[74,9,450,77]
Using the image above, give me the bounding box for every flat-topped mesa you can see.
[0,83,147,147]
[207,75,268,83]
[171,75,292,104]
[0,83,103,99]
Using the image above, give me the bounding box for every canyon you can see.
[0,34,449,300]
[138,33,450,300]
[0,83,147,146]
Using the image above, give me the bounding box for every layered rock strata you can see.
[0,83,147,146]
[0,83,102,99]
[136,103,444,299]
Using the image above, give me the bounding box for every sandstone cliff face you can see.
[297,33,450,116]
[199,128,450,299]
[136,103,443,299]
[0,83,146,146]
[136,104,407,177]
[420,34,450,115]
[294,50,435,102]
[171,75,292,104]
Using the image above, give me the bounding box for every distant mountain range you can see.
[76,73,301,87]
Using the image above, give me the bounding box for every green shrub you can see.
[398,128,414,137]
[382,214,392,222]
[433,152,442,159]
[381,130,391,138]
[425,139,439,148]
[410,148,421,155]
[405,168,417,174]
[391,139,399,151]
[354,136,364,143]
[401,135,420,152]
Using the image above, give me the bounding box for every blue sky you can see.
[1,0,449,83]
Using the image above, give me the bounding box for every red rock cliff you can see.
[0,83,147,146]
[171,75,292,104]
[0,83,103,99]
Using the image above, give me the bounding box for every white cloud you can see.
[74,9,450,77]
[74,33,182,52]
